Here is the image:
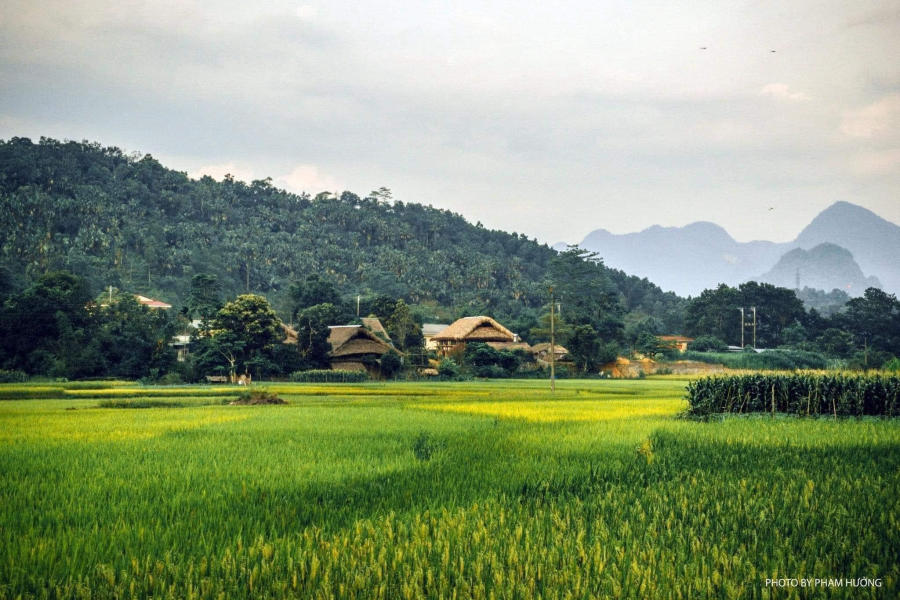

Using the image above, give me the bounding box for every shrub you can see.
[437,358,460,379]
[0,369,27,383]
[882,357,900,372]
[379,351,402,379]
[230,389,286,405]
[289,370,369,383]
[688,335,727,353]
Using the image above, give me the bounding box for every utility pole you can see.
[739,307,745,348]
[549,286,556,393]
[357,295,361,318]
[752,306,757,349]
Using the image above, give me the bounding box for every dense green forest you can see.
[1,137,898,380]
[0,137,685,331]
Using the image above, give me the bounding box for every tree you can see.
[380,351,402,379]
[96,293,176,379]
[294,303,343,369]
[686,282,806,348]
[568,324,603,373]
[289,274,345,321]
[548,248,623,338]
[185,273,222,328]
[385,299,423,352]
[838,288,900,358]
[212,294,284,380]
[0,271,98,376]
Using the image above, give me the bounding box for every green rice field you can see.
[0,378,897,598]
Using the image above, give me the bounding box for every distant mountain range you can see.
[576,202,899,297]
[757,243,880,293]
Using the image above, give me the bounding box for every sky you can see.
[1,0,898,245]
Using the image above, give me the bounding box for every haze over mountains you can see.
[577,202,899,297]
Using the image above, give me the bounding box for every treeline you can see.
[0,137,685,340]
[682,282,900,369]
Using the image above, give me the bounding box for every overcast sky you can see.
[1,0,898,244]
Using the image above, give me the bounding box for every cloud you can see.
[850,149,900,175]
[760,83,809,102]
[189,162,256,183]
[840,95,900,138]
[275,164,342,195]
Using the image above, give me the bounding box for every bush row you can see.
[0,369,28,383]
[681,349,829,370]
[289,370,369,383]
[686,373,900,417]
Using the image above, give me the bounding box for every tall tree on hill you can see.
[289,274,345,322]
[184,273,222,329]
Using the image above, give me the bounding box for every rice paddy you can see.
[0,378,897,598]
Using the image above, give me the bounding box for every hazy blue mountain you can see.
[757,243,881,294]
[579,222,787,297]
[793,201,900,295]
[578,202,898,297]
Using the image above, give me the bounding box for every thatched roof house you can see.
[327,325,394,372]
[531,342,569,360]
[432,316,517,355]
[657,335,694,353]
[360,317,393,346]
[422,323,450,350]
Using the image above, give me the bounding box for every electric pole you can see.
[739,307,745,348]
[549,286,556,393]
[752,306,757,349]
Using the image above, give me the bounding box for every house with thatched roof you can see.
[327,325,394,372]
[422,323,450,350]
[431,316,518,356]
[360,317,394,347]
[530,342,569,361]
[656,335,694,353]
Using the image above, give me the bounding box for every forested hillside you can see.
[0,137,685,332]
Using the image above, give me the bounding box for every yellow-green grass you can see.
[0,378,897,599]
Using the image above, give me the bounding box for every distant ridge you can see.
[794,202,900,295]
[757,243,881,293]
[577,202,899,297]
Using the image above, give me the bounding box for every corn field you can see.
[1,378,897,598]
[686,373,900,417]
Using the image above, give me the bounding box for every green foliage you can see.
[681,349,828,370]
[232,388,286,405]
[0,138,686,338]
[289,369,369,383]
[686,373,900,417]
[686,282,806,348]
[687,335,727,353]
[379,351,403,379]
[883,357,900,372]
[294,302,343,369]
[184,273,222,326]
[463,343,521,378]
[567,324,602,373]
[0,369,27,383]
[212,294,284,379]
[437,357,460,379]
[289,274,346,321]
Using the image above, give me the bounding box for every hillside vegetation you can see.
[0,137,684,330]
